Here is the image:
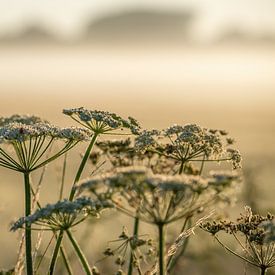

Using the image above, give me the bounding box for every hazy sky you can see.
[1,0,275,40]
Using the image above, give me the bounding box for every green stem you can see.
[158,223,166,275]
[59,153,67,200]
[60,245,73,275]
[49,134,98,274]
[24,172,33,275]
[69,133,98,200]
[128,216,140,275]
[260,266,267,275]
[49,231,64,275]
[66,230,92,275]
[178,161,184,175]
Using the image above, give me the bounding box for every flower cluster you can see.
[135,123,242,171]
[11,197,113,231]
[202,207,274,244]
[94,138,179,174]
[63,107,141,135]
[0,114,48,126]
[201,207,275,271]
[0,121,90,172]
[0,123,90,143]
[78,167,240,225]
[262,220,275,243]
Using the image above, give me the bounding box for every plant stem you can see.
[260,266,267,275]
[49,231,64,275]
[178,161,184,175]
[49,134,98,274]
[69,133,98,201]
[66,230,92,275]
[60,245,73,275]
[24,172,33,275]
[59,153,67,200]
[128,216,140,275]
[158,223,166,275]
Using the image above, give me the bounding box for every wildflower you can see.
[63,107,141,135]
[262,220,275,243]
[52,108,140,274]
[208,170,240,192]
[135,123,242,173]
[95,138,178,175]
[135,130,160,151]
[0,114,48,126]
[11,196,111,275]
[79,167,239,275]
[0,117,90,275]
[78,167,240,225]
[226,148,242,169]
[201,207,275,274]
[11,197,113,231]
[0,122,89,172]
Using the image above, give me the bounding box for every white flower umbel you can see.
[0,122,90,172]
[0,114,48,126]
[78,166,240,275]
[63,107,141,135]
[11,197,113,275]
[135,123,242,174]
[11,197,112,231]
[0,115,90,275]
[50,108,141,275]
[77,167,240,225]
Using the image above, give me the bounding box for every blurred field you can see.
[0,43,274,156]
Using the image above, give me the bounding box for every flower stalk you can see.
[158,223,166,275]
[66,230,92,275]
[127,216,140,275]
[24,172,33,275]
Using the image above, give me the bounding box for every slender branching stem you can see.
[214,235,258,267]
[59,153,67,200]
[128,216,140,275]
[24,172,33,275]
[60,245,73,275]
[69,133,99,200]
[49,230,64,275]
[261,266,267,275]
[178,161,184,175]
[158,223,166,275]
[66,230,92,275]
